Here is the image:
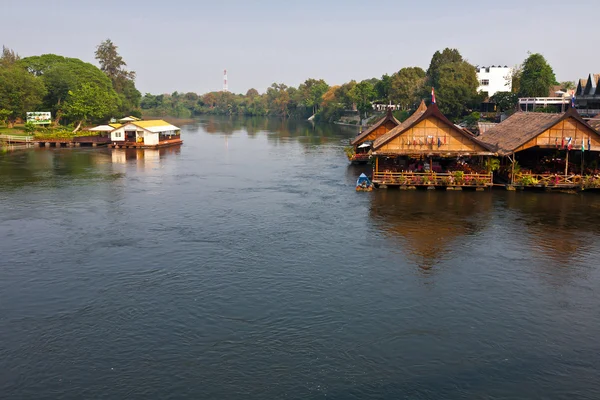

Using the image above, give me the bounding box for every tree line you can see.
[0,40,140,130]
[1,41,567,130]
[141,49,565,122]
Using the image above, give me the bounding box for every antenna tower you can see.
[223,69,228,92]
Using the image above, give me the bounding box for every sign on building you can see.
[26,112,52,125]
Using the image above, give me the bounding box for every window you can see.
[480,79,490,86]
[115,132,122,138]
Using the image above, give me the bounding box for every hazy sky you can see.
[2,0,599,95]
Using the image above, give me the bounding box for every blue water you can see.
[1,117,600,399]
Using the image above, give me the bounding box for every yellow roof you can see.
[109,123,122,128]
[131,120,173,128]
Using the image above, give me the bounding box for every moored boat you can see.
[356,173,374,191]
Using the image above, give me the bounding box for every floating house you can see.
[370,102,495,189]
[347,107,403,163]
[109,120,182,149]
[478,108,600,189]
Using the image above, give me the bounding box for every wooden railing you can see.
[514,173,581,187]
[373,171,493,187]
[0,134,34,143]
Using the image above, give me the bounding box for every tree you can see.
[20,54,119,125]
[349,80,375,118]
[246,88,259,98]
[508,66,521,94]
[518,53,557,97]
[426,48,463,89]
[266,83,290,116]
[390,67,426,109]
[490,91,519,112]
[63,82,119,131]
[95,39,140,114]
[298,78,329,116]
[1,46,20,66]
[95,39,135,83]
[0,64,46,127]
[560,81,576,92]
[336,80,357,109]
[374,74,392,102]
[435,61,479,118]
[0,109,12,125]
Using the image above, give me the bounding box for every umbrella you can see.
[358,143,371,148]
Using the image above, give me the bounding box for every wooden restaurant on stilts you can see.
[477,108,600,190]
[347,106,405,164]
[370,102,495,189]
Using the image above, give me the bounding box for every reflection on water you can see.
[111,147,182,166]
[370,190,493,272]
[1,116,600,399]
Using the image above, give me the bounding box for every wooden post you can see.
[565,150,569,176]
[510,153,515,185]
[375,156,379,175]
[581,149,585,190]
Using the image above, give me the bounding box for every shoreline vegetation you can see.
[1,40,569,144]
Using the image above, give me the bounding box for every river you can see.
[1,116,600,399]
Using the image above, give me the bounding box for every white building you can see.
[476,66,512,98]
[110,120,181,147]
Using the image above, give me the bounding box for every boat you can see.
[356,173,374,191]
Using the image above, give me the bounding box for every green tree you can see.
[426,48,463,89]
[490,91,519,111]
[435,60,479,118]
[64,82,119,131]
[20,54,119,125]
[374,74,392,102]
[349,80,375,118]
[0,109,12,125]
[560,81,576,92]
[298,78,329,116]
[0,64,46,127]
[390,67,426,109]
[95,39,140,114]
[518,53,557,97]
[1,46,20,66]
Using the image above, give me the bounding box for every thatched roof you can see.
[350,108,400,146]
[478,108,599,155]
[588,119,600,131]
[577,79,588,96]
[372,100,428,148]
[373,102,493,152]
[584,74,600,95]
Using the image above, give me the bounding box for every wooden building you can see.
[347,104,414,163]
[370,103,495,189]
[478,108,600,189]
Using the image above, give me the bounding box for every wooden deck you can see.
[33,135,111,147]
[109,138,183,149]
[373,172,493,189]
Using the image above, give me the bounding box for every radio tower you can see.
[223,69,228,92]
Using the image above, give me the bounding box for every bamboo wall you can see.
[515,118,600,153]
[376,117,489,154]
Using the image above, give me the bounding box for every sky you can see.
[2,0,599,95]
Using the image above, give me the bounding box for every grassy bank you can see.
[0,125,26,135]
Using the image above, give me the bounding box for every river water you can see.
[1,117,600,399]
